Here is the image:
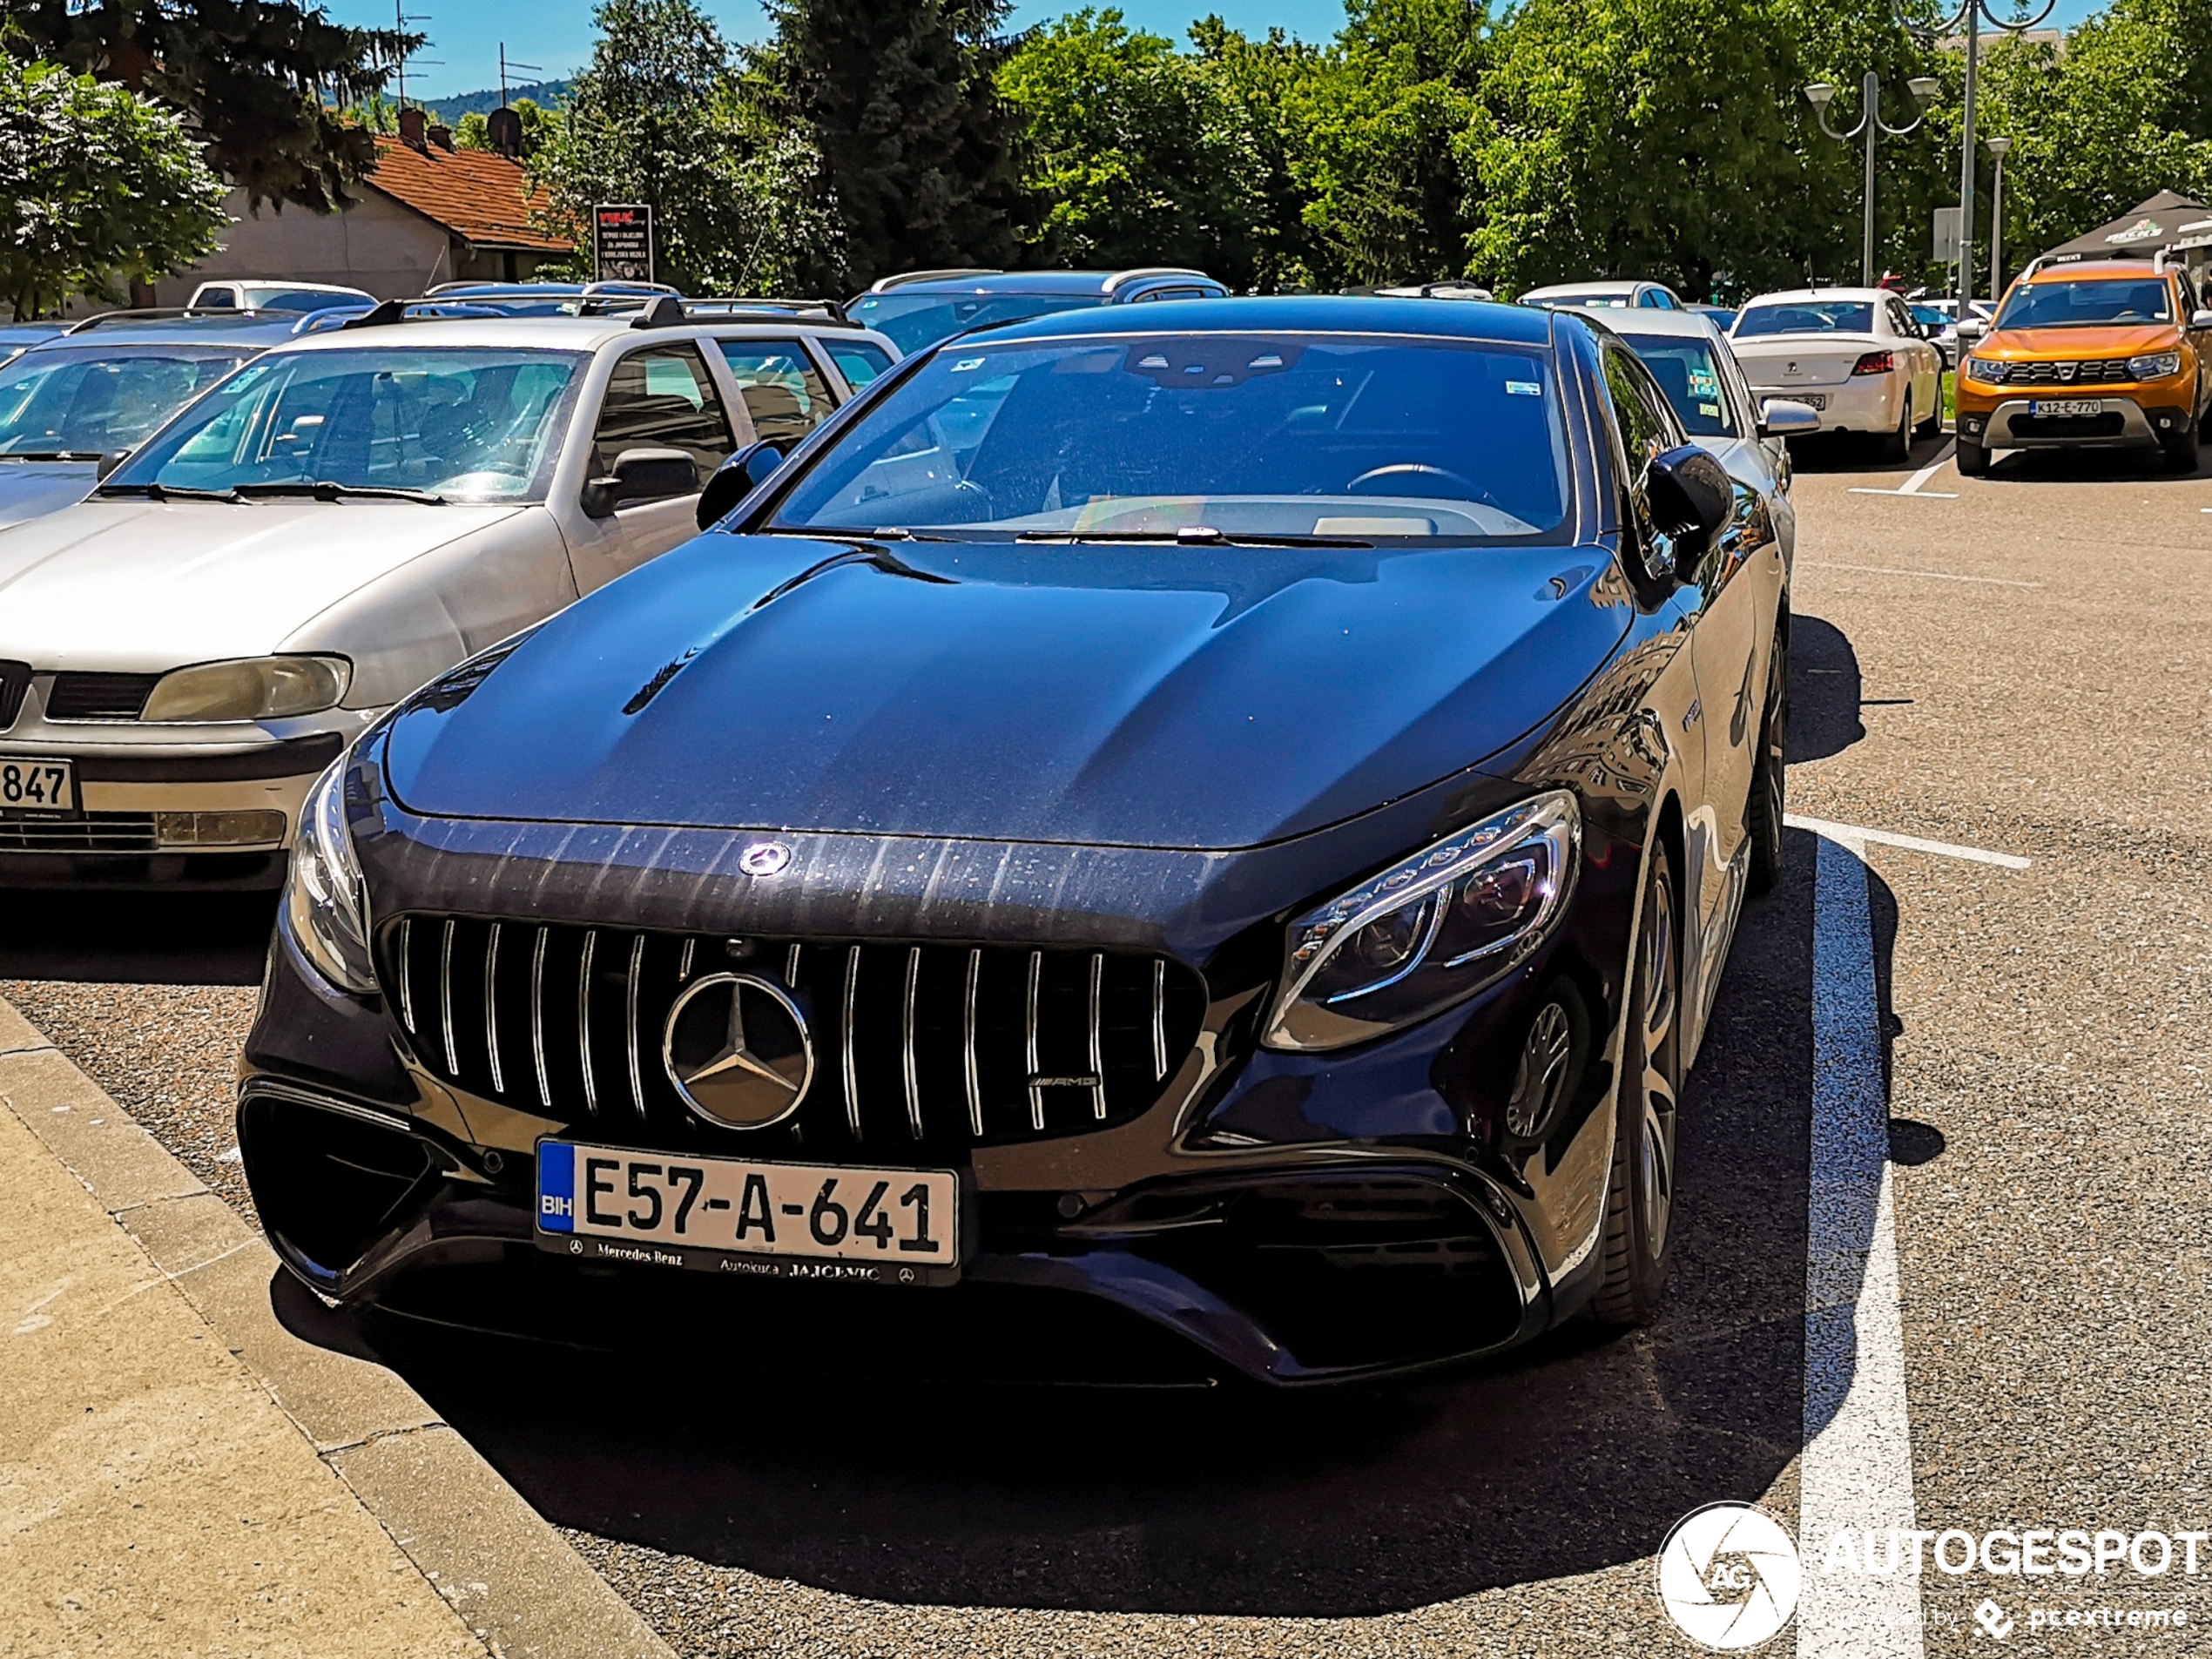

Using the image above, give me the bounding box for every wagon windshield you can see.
[769,333,1572,543]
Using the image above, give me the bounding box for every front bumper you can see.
[1746,375,1897,434]
[1956,395,2187,450]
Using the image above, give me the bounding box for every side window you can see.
[714,339,835,446]
[591,343,733,480]
[2174,271,2198,318]
[197,287,239,309]
[1600,343,1689,574]
[826,341,894,390]
[1888,298,1915,338]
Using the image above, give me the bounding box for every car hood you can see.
[384,532,1633,852]
[0,499,529,670]
[0,461,96,532]
[1979,323,2180,357]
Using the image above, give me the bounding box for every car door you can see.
[560,340,736,595]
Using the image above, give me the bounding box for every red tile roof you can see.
[368,137,574,253]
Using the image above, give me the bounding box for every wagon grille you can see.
[379,920,1208,1158]
[1991,357,2137,387]
[0,812,157,852]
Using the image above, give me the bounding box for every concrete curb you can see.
[0,994,677,1659]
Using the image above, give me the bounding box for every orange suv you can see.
[1954,258,2212,475]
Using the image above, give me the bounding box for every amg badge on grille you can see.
[663,973,814,1130]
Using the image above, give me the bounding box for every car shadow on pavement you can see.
[1979,445,2204,483]
[1781,430,1951,474]
[278,632,1906,1620]
[0,889,273,984]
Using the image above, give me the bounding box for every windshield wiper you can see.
[774,526,964,543]
[231,481,448,503]
[0,448,103,462]
[94,481,242,502]
[1015,528,1373,549]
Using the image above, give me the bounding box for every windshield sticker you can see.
[1506,381,1542,396]
[1699,401,1723,419]
[1687,368,1721,399]
[951,357,986,373]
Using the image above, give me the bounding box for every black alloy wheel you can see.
[1747,618,1787,895]
[1955,435,1990,476]
[1593,839,1683,1326]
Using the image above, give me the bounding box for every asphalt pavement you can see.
[4,428,2208,1656]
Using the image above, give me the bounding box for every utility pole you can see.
[1986,136,2011,303]
[1912,0,2054,307]
[1805,73,1941,287]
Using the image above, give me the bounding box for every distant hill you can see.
[422,78,572,122]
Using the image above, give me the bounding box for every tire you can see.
[1879,391,1912,462]
[1955,435,1990,477]
[1592,838,1684,1328]
[1747,620,1787,896]
[2161,417,2201,475]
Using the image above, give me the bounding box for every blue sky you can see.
[331,0,2109,102]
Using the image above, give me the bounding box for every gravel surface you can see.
[6,431,2209,1656]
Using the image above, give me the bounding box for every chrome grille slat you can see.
[962,948,984,1137]
[841,945,863,1139]
[1087,952,1107,1121]
[625,934,647,1121]
[786,943,801,988]
[578,930,599,1117]
[530,926,551,1110]
[1152,959,1168,1082]
[484,923,504,1096]
[439,919,459,1076]
[396,918,415,1032]
[1026,949,1044,1133]
[678,938,694,981]
[901,946,924,1140]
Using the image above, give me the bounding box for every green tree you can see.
[529,0,842,292]
[4,0,419,211]
[752,0,1020,285]
[0,53,228,316]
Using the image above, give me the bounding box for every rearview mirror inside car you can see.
[582,447,698,519]
[694,441,789,531]
[1645,443,1734,578]
[1757,398,1820,438]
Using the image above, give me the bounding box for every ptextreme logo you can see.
[1656,1503,1804,1649]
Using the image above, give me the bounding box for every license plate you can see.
[0,755,75,814]
[2029,398,2102,418]
[1792,393,1826,410]
[535,1140,961,1285]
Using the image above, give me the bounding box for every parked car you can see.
[0,304,895,887]
[0,309,319,532]
[1689,302,1737,332]
[1354,280,1497,300]
[847,268,1228,354]
[189,280,377,314]
[1521,280,1687,311]
[0,321,66,368]
[419,280,679,317]
[1729,287,1944,459]
[1954,257,2212,475]
[1608,307,1815,563]
[235,295,1792,1386]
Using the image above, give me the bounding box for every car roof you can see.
[1521,280,1657,298]
[1597,307,1730,341]
[208,280,372,294]
[962,293,1557,347]
[2026,259,2167,282]
[266,313,893,357]
[1740,287,1889,305]
[862,268,1221,297]
[33,311,317,349]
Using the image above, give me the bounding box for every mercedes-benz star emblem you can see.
[739,840,792,876]
[663,973,813,1130]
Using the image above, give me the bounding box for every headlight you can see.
[1963,355,2008,385]
[284,754,376,993]
[140,655,350,723]
[1261,792,1580,1053]
[2128,349,2183,381]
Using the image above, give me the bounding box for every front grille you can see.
[2000,357,2136,387]
[0,661,28,728]
[44,671,159,720]
[380,919,1208,1158]
[0,812,157,852]
[2013,411,2127,440]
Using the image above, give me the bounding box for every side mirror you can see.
[95,450,128,481]
[1757,398,1820,438]
[1955,320,1986,344]
[2192,309,2212,329]
[1644,443,1734,577]
[581,446,698,519]
[694,440,788,531]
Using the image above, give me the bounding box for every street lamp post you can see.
[1986,135,2012,305]
[1911,0,2054,310]
[1804,73,1943,287]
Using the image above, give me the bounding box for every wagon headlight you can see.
[1963,355,2008,384]
[1261,792,1580,1053]
[141,655,350,723]
[285,753,376,994]
[2128,349,2182,381]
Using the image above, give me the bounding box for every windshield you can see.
[1996,278,2173,328]
[770,333,1571,543]
[1621,334,1737,437]
[1735,301,1875,337]
[0,346,252,459]
[847,293,1102,354]
[1539,292,1633,308]
[105,347,584,502]
[249,289,366,314]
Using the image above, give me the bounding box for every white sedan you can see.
[0,304,897,885]
[1728,287,1944,460]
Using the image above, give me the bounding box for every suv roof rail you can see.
[867,268,1002,293]
[64,305,302,333]
[1100,267,1216,293]
[680,296,858,326]
[629,294,688,329]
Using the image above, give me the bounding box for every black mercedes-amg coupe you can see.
[239,296,1790,1383]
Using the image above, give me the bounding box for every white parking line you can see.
[1846,442,1959,499]
[1785,813,2031,870]
[1796,561,2039,589]
[1797,829,1924,1658]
